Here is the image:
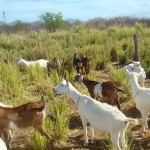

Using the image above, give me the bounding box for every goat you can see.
[0,102,12,149]
[73,74,124,110]
[0,138,7,150]
[0,96,54,150]
[81,54,91,74]
[73,53,91,75]
[73,52,83,74]
[47,57,62,73]
[16,57,49,68]
[53,79,138,150]
[125,69,150,135]
[124,61,146,87]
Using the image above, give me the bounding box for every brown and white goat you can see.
[73,74,124,110]
[0,97,54,150]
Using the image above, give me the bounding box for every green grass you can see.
[50,99,72,142]
[107,64,126,86]
[32,131,49,150]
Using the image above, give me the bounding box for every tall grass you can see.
[49,70,61,85]
[0,26,150,149]
[0,62,23,97]
[107,64,126,86]
[27,64,47,83]
[32,131,48,150]
[50,99,72,142]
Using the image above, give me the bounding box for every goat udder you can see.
[9,121,18,130]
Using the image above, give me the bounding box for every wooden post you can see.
[134,33,140,61]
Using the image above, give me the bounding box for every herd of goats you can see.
[0,52,149,150]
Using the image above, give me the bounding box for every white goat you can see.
[0,138,7,150]
[125,69,150,135]
[124,61,146,87]
[16,57,49,68]
[53,79,138,150]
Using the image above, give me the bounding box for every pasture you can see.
[0,24,150,150]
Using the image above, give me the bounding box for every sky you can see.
[0,0,150,23]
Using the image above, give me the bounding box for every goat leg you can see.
[0,129,12,150]
[114,95,121,110]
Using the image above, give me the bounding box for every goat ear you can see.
[125,68,131,76]
[88,57,92,61]
[84,75,88,79]
[137,72,142,77]
[62,78,65,81]
[66,79,69,86]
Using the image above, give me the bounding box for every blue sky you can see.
[0,0,150,23]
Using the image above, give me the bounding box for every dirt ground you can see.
[11,71,150,150]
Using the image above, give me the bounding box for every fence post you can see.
[134,33,140,61]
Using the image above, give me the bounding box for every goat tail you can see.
[125,118,138,125]
[38,96,46,111]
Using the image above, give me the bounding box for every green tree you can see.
[40,12,63,32]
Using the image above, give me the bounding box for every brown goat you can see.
[73,74,124,110]
[73,53,91,75]
[47,57,62,73]
[81,54,91,74]
[0,96,54,150]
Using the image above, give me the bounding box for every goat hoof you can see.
[142,132,146,137]
[84,142,88,147]
[91,140,95,144]
[8,145,12,150]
